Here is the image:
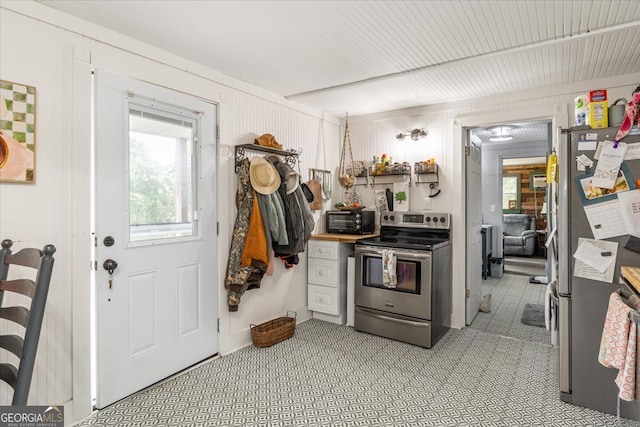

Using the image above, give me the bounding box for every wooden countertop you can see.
[622,266,640,294]
[310,233,378,243]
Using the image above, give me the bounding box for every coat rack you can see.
[234,144,301,173]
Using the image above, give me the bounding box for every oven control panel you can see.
[380,212,451,229]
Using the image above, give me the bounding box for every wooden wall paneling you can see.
[502,164,547,231]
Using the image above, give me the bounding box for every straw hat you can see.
[249,157,281,195]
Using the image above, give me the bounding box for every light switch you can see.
[424,198,432,210]
[490,204,496,212]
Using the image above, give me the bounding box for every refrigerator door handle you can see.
[559,295,571,394]
[557,127,570,296]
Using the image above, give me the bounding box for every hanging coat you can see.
[224,158,254,312]
[267,155,314,258]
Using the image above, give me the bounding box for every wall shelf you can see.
[369,172,411,187]
[414,165,441,197]
[234,144,300,173]
[414,165,439,186]
[354,170,369,187]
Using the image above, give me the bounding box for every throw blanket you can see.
[598,292,639,402]
[381,249,397,288]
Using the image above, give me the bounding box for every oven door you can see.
[354,245,431,320]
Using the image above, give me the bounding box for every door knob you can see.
[103,259,118,275]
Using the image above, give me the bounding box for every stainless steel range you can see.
[354,211,452,348]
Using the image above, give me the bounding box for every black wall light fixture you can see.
[396,128,428,141]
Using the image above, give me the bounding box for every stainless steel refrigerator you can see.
[557,125,640,419]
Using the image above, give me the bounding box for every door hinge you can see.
[465,288,471,298]
[92,260,97,271]
[217,318,220,333]
[94,236,98,247]
[216,125,220,140]
[465,146,471,156]
[217,221,219,236]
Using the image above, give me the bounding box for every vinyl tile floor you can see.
[469,273,549,344]
[77,276,640,427]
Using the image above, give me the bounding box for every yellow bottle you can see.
[547,152,558,183]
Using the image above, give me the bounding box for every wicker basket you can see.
[250,311,296,348]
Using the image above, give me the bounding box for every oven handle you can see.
[356,307,428,327]
[355,246,431,260]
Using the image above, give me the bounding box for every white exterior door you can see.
[94,69,218,408]
[465,139,483,325]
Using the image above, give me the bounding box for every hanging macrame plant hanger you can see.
[338,113,356,205]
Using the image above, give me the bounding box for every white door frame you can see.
[451,104,568,329]
[71,59,94,420]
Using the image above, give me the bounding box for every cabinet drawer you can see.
[308,240,338,260]
[308,258,338,287]
[308,284,339,315]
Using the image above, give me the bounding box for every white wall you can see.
[0,2,340,424]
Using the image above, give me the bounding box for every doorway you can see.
[501,156,548,278]
[92,69,219,408]
[465,119,552,337]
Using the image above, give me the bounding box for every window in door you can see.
[502,174,521,213]
[128,105,198,243]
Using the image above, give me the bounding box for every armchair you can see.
[503,214,537,256]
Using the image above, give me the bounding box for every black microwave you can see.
[326,210,376,235]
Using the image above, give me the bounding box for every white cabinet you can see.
[307,240,353,324]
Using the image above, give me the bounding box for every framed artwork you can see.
[0,79,36,183]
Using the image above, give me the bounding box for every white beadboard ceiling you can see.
[472,120,551,145]
[35,0,640,119]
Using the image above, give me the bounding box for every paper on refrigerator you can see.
[583,199,628,239]
[573,238,618,283]
[591,141,627,189]
[617,190,640,237]
[624,142,640,160]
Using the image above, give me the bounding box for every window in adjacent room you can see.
[502,174,521,213]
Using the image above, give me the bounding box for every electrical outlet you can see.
[424,197,432,210]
